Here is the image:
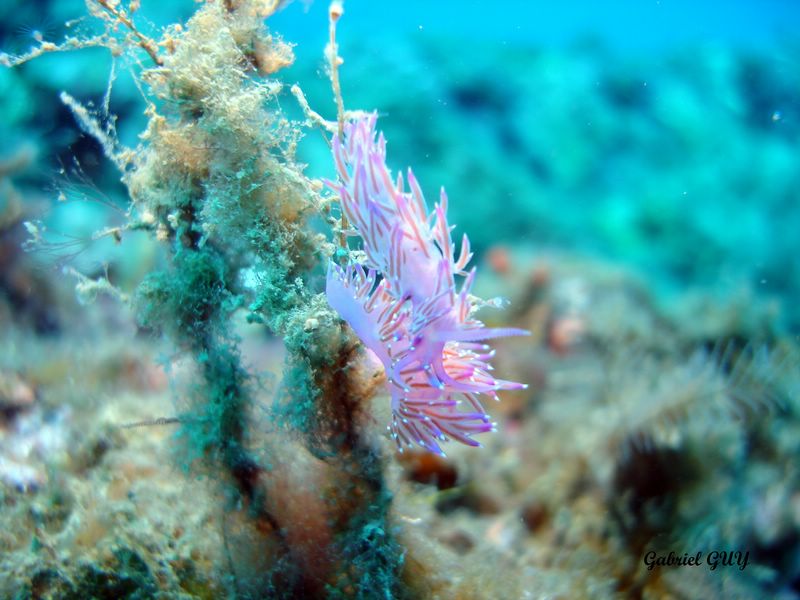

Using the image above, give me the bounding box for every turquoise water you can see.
[3,0,798,329]
[274,0,800,52]
[1,2,798,598]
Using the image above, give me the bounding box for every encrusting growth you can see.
[6,0,527,595]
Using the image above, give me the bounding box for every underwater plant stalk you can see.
[7,0,405,596]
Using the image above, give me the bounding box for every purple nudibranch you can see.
[326,113,528,455]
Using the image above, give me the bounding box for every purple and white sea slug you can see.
[326,114,528,455]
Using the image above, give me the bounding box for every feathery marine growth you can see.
[326,114,529,455]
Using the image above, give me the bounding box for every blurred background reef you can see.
[0,0,798,598]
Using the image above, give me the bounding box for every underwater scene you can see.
[1,0,799,598]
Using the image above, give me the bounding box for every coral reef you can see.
[0,1,797,599]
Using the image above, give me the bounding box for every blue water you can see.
[3,0,798,331]
[273,0,800,54]
[1,2,799,599]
